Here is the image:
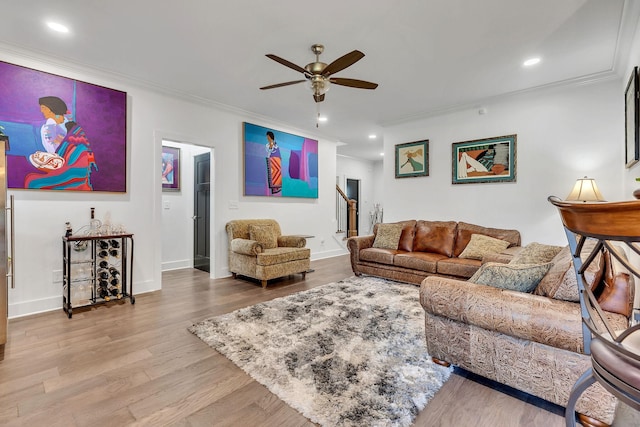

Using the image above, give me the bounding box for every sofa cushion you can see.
[360,248,396,265]
[459,234,511,260]
[436,257,481,278]
[397,220,417,252]
[481,246,522,264]
[469,262,552,293]
[394,252,445,273]
[372,223,404,249]
[509,242,563,265]
[249,224,278,249]
[256,247,310,266]
[596,253,634,317]
[534,244,604,302]
[412,220,457,257]
[453,221,521,257]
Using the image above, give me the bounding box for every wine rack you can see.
[62,233,134,318]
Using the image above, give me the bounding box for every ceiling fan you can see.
[260,44,378,103]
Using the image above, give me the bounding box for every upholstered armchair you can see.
[225,219,310,288]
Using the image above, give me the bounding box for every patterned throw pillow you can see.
[458,234,511,260]
[249,224,278,249]
[533,241,603,302]
[372,223,404,250]
[509,242,563,265]
[469,262,553,293]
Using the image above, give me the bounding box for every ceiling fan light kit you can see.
[260,44,378,105]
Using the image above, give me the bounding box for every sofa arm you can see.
[278,235,306,248]
[347,235,374,253]
[420,276,585,352]
[346,235,375,264]
[231,238,263,255]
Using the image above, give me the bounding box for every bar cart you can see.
[62,233,134,318]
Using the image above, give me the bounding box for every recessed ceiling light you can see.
[523,57,541,67]
[47,21,70,33]
[380,152,384,156]
[318,116,328,122]
[369,134,377,139]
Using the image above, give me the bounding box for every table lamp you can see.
[565,176,606,202]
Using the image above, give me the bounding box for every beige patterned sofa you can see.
[225,219,310,288]
[347,220,521,284]
[420,245,634,426]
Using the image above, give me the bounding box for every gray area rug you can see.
[188,276,452,427]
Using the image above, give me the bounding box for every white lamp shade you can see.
[565,177,606,202]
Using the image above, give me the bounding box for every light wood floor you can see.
[0,254,567,426]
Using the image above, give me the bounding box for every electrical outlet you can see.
[52,270,63,283]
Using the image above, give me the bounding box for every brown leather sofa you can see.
[420,246,634,426]
[347,220,521,284]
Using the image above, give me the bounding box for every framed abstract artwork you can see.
[161,146,180,191]
[0,61,127,192]
[452,134,517,184]
[625,66,639,168]
[243,122,318,198]
[395,140,429,178]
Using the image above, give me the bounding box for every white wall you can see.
[382,79,624,247]
[3,49,345,318]
[161,140,210,271]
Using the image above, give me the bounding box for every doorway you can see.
[346,178,360,235]
[193,152,210,272]
[160,140,212,274]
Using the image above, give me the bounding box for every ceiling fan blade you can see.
[265,54,308,75]
[321,50,365,77]
[260,80,306,90]
[313,93,325,103]
[330,78,378,90]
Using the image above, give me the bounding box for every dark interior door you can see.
[193,153,210,272]
[346,178,360,234]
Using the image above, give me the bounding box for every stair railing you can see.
[336,184,357,237]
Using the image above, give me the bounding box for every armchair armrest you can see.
[231,238,263,255]
[420,276,586,352]
[278,235,306,248]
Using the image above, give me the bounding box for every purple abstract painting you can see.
[0,61,127,192]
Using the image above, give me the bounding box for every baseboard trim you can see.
[8,279,159,319]
[310,248,348,261]
[161,259,192,271]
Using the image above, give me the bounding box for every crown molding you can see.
[380,70,620,127]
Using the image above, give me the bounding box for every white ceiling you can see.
[1,1,639,161]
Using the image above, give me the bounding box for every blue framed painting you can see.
[452,134,517,184]
[0,61,127,192]
[243,122,318,198]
